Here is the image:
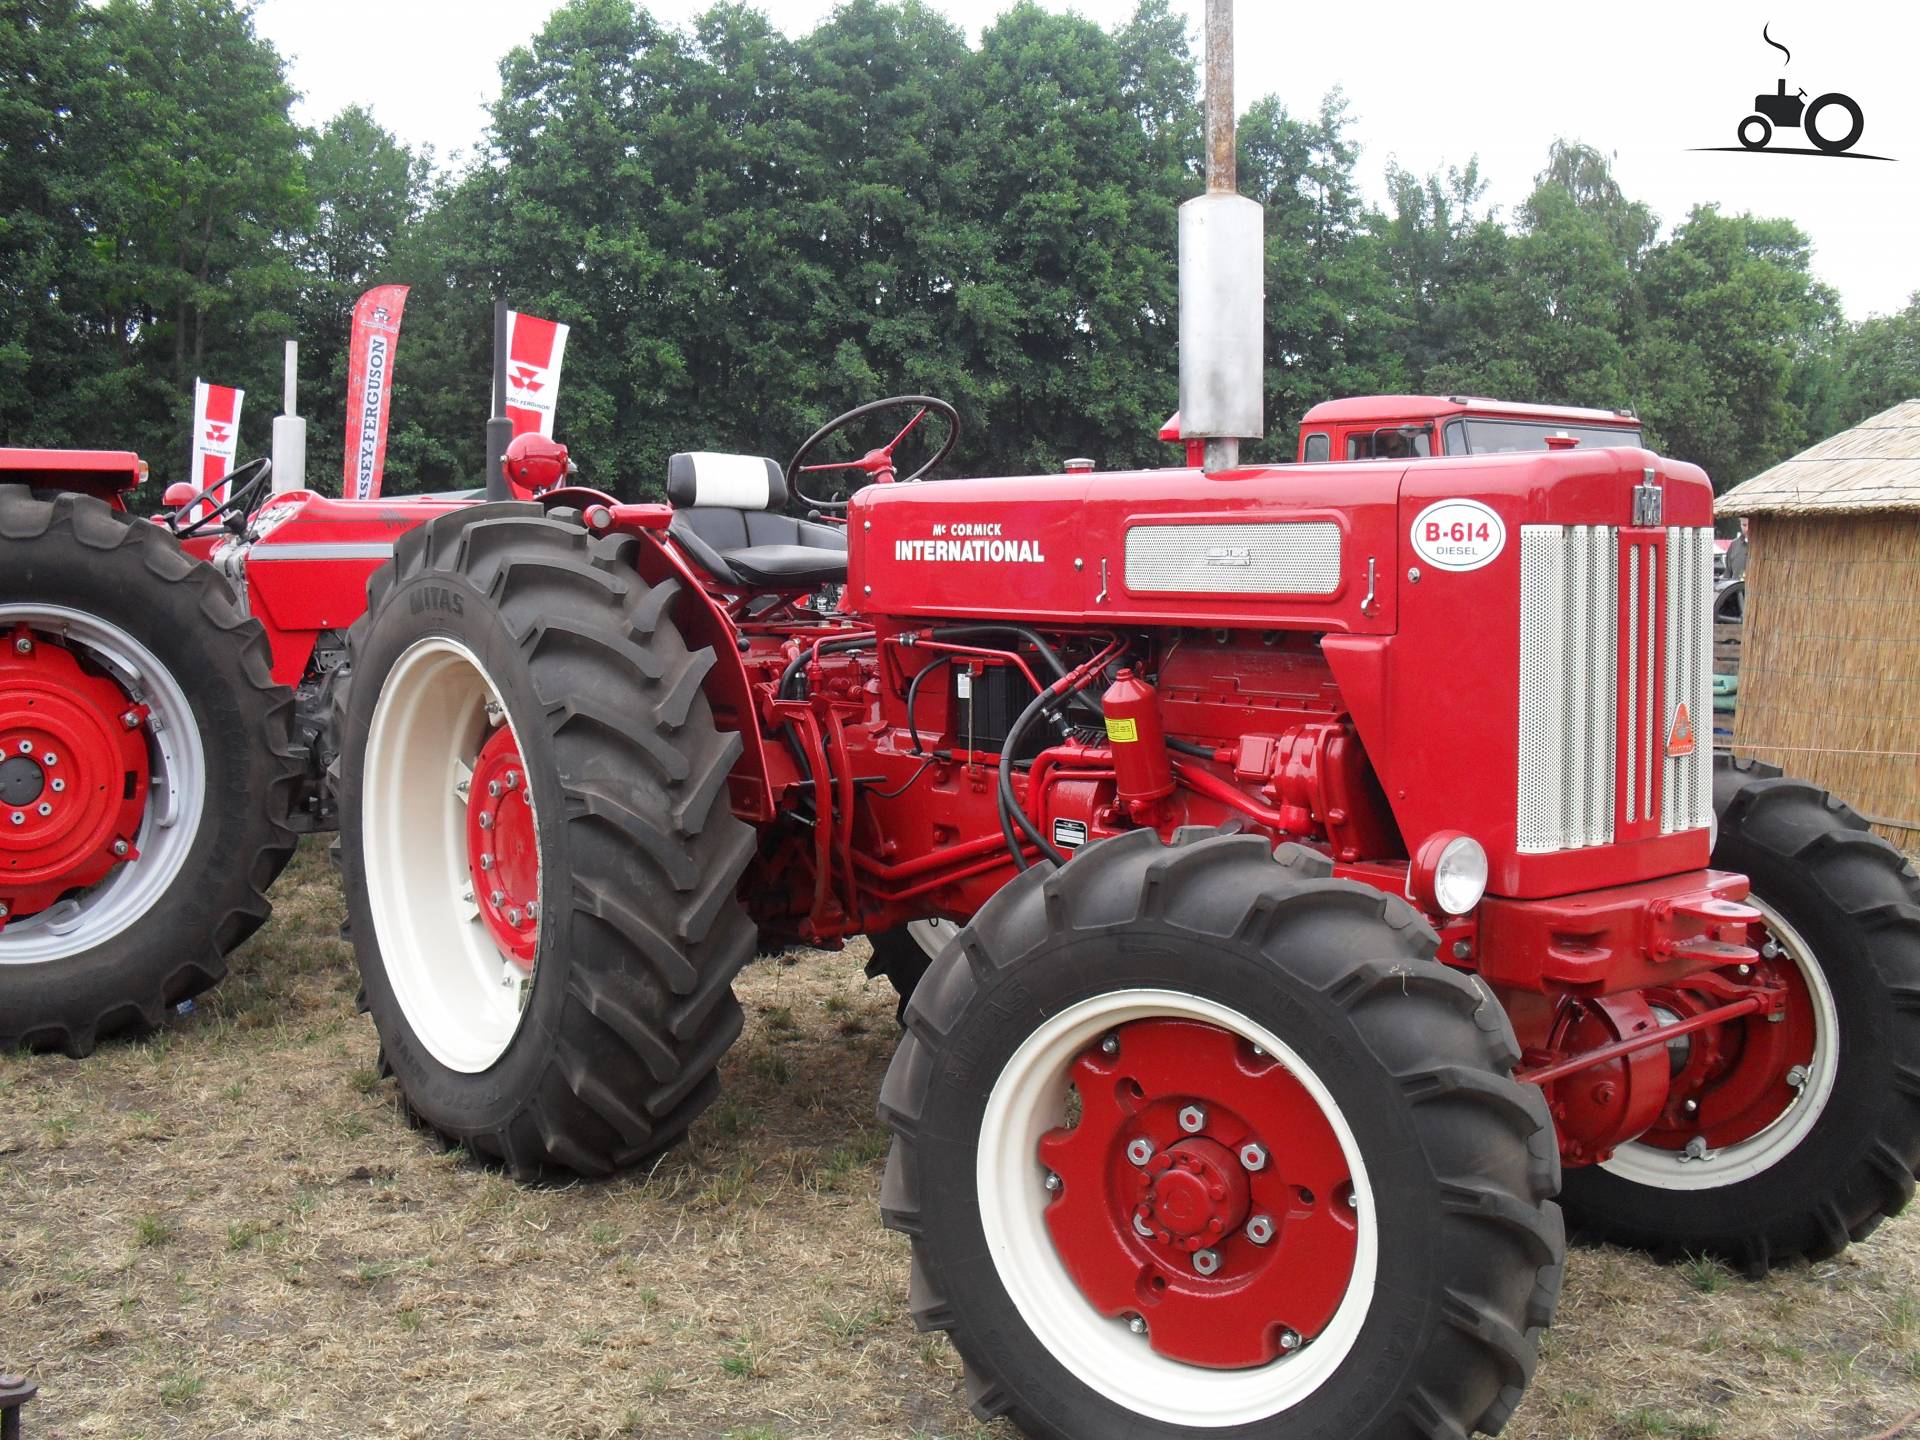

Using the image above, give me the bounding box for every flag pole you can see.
[484,298,511,501]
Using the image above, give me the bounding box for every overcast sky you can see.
[253,0,1919,321]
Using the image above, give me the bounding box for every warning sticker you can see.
[1105,717,1139,744]
[1410,499,1507,573]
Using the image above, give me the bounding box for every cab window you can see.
[1302,432,1330,462]
[1346,426,1432,460]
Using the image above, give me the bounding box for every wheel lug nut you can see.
[1100,1034,1119,1056]
[1683,1099,1698,1115]
[0,902,9,919]
[8,812,21,826]
[1044,1172,1061,1193]
[526,901,539,919]
[1279,1328,1302,1352]
[1239,1142,1267,1171]
[490,890,505,906]
[505,771,520,789]
[1247,1214,1274,1245]
[120,711,140,729]
[15,740,30,754]
[1126,1137,1154,1167]
[478,812,493,830]
[1786,1064,1809,1089]
[488,780,503,797]
[36,802,51,816]
[50,779,64,792]
[1132,1212,1153,1237]
[1192,1248,1221,1276]
[480,853,493,870]
[1127,1314,1147,1336]
[112,839,129,857]
[506,907,523,926]
[1177,1105,1206,1134]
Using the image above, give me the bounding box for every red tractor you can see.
[327,381,1920,1440]
[0,446,477,1052]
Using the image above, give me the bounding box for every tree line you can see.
[3,0,1917,501]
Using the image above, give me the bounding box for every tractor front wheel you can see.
[336,505,758,1177]
[1560,760,1920,1273]
[880,830,1563,1439]
[0,486,297,1055]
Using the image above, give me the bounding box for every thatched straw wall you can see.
[1732,514,1920,850]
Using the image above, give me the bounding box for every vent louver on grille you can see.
[1663,526,1714,835]
[1517,521,1713,855]
[1518,526,1618,853]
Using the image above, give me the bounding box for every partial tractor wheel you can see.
[880,829,1563,1439]
[0,485,297,1055]
[864,918,954,1020]
[335,504,759,1177]
[1560,756,1920,1273]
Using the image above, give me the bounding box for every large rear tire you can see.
[336,504,759,1177]
[1560,760,1920,1273]
[880,830,1563,1439]
[0,486,297,1056]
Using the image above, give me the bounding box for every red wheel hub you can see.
[464,725,539,968]
[0,625,148,925]
[1637,952,1813,1153]
[1038,1018,1359,1370]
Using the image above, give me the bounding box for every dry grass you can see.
[3,841,1919,1439]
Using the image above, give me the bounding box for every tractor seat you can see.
[665,451,848,589]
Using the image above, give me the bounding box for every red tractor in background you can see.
[0,441,487,1052]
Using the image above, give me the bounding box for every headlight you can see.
[1413,831,1489,916]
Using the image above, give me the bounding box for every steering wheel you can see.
[170,456,272,538]
[786,395,959,511]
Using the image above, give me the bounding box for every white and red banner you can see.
[343,283,409,499]
[189,379,244,503]
[504,309,569,437]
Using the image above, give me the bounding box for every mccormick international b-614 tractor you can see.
[329,380,1920,1438]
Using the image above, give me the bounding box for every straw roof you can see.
[1718,399,1920,516]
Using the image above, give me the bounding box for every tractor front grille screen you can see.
[1518,525,1618,853]
[1662,526,1714,836]
[1123,522,1342,595]
[1518,522,1714,855]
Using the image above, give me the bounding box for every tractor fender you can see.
[629,529,777,824]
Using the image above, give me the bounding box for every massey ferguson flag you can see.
[504,309,569,437]
[343,283,409,499]
[189,379,244,503]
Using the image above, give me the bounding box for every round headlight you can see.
[1413,832,1489,917]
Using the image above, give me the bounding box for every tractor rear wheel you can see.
[335,504,758,1177]
[880,829,1563,1439]
[0,485,298,1055]
[1560,760,1920,1273]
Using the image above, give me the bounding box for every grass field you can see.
[5,840,1920,1439]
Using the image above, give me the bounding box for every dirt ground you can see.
[4,842,1920,1440]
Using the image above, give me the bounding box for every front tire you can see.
[336,505,758,1177]
[880,830,1563,1439]
[0,486,297,1055]
[1560,761,1920,1272]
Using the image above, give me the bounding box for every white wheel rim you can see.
[975,987,1378,1427]
[0,604,204,966]
[907,917,956,959]
[362,636,538,1072]
[1601,897,1839,1190]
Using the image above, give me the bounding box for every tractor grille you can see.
[1517,523,1713,853]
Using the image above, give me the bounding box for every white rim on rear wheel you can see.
[0,604,204,966]
[362,636,539,1072]
[1601,897,1839,1190]
[975,987,1379,1427]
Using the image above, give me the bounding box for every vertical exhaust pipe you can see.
[270,337,305,493]
[1178,0,1263,473]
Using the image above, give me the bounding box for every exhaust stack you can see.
[270,338,306,492]
[1177,0,1263,473]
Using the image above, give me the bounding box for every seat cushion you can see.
[668,507,847,588]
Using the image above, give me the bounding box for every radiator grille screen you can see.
[1518,525,1618,853]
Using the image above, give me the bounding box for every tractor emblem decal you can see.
[1667,703,1696,758]
[1693,24,1892,161]
[510,364,546,393]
